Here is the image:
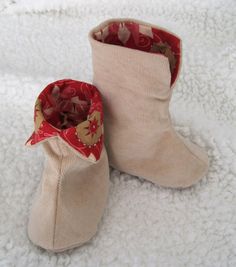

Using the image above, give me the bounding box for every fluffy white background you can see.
[0,0,236,266]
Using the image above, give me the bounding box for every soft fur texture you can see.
[0,0,236,266]
[89,18,209,188]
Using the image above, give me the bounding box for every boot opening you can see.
[39,80,91,130]
[93,20,181,85]
[26,79,104,160]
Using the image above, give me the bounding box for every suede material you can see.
[28,138,109,252]
[89,18,209,188]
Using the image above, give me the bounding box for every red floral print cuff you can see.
[93,20,181,86]
[26,79,104,162]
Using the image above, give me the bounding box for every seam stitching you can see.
[52,138,63,249]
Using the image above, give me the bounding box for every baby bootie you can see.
[26,79,109,252]
[89,18,208,188]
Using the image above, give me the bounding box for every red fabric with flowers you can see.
[94,21,181,85]
[26,79,104,161]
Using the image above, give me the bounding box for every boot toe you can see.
[177,137,209,188]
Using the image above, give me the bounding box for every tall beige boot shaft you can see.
[89,19,208,188]
[26,79,109,252]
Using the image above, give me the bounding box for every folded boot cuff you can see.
[26,79,104,162]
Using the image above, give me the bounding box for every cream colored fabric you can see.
[28,137,109,252]
[89,18,209,188]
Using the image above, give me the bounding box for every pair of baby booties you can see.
[26,18,209,252]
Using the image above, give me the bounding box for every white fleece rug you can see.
[0,0,236,266]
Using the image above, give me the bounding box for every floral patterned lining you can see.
[26,79,104,161]
[94,21,181,85]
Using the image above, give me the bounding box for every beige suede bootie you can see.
[89,18,208,188]
[26,79,109,252]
